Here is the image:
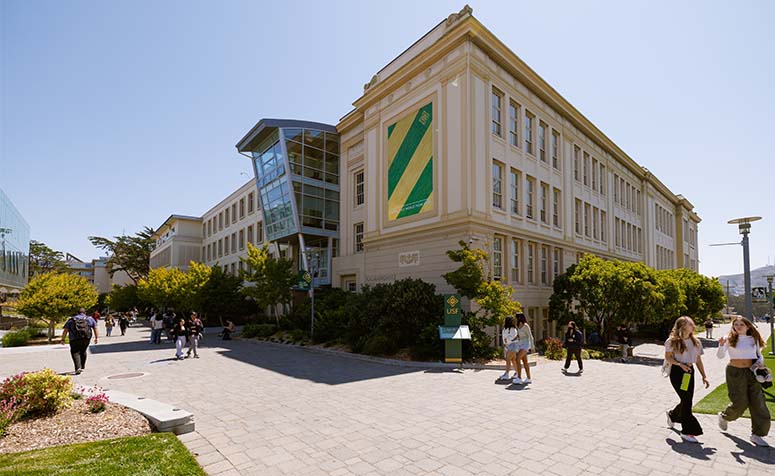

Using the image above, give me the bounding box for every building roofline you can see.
[235,118,337,153]
[152,214,202,239]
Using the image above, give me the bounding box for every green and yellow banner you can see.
[387,102,433,221]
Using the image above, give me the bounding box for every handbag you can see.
[753,347,773,389]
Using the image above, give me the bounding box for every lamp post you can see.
[302,248,321,338]
[768,275,774,355]
[727,217,761,320]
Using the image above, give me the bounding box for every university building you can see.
[331,6,699,339]
[151,7,700,341]
[0,188,30,296]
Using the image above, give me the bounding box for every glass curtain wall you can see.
[0,189,31,290]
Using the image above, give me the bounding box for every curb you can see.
[236,337,538,370]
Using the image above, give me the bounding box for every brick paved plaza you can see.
[1,322,772,475]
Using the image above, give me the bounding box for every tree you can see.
[28,240,68,277]
[241,243,296,326]
[16,272,98,342]
[137,267,187,311]
[199,265,244,326]
[106,284,142,312]
[88,227,155,284]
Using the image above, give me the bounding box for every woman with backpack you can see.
[716,316,771,447]
[562,321,584,374]
[500,315,520,381]
[664,316,709,443]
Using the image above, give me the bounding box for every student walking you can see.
[500,315,520,380]
[704,319,714,339]
[186,312,203,359]
[512,313,535,385]
[664,316,709,443]
[716,316,771,447]
[60,308,98,375]
[119,313,129,336]
[172,317,188,360]
[150,311,163,344]
[104,314,115,337]
[562,321,584,374]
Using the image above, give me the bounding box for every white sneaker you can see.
[499,372,510,380]
[750,434,770,447]
[717,413,728,431]
[680,434,698,443]
[512,377,523,384]
[666,410,674,429]
[522,378,532,384]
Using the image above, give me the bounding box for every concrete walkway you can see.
[0,320,773,475]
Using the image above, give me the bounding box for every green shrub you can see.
[362,335,396,356]
[410,323,444,361]
[0,369,73,419]
[287,329,308,343]
[543,337,564,360]
[241,323,276,338]
[2,329,32,347]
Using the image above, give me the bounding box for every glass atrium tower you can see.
[0,188,31,292]
[236,119,340,286]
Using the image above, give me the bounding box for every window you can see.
[636,190,641,215]
[509,101,520,147]
[615,217,620,247]
[492,162,503,210]
[239,198,245,219]
[248,192,255,214]
[552,188,561,228]
[225,208,230,227]
[599,164,606,194]
[354,222,364,253]
[600,211,607,242]
[619,179,625,207]
[206,244,211,261]
[510,169,520,215]
[224,236,229,255]
[538,122,547,162]
[575,199,582,235]
[551,130,560,169]
[257,221,263,242]
[540,182,548,224]
[202,224,206,238]
[239,229,245,250]
[230,263,236,275]
[355,171,365,206]
[592,206,599,240]
[527,242,535,284]
[218,212,223,231]
[525,176,535,219]
[540,245,548,285]
[493,236,503,281]
[524,111,534,155]
[247,225,254,245]
[574,146,581,182]
[218,239,223,257]
[626,184,631,211]
[207,219,212,237]
[232,204,237,224]
[591,158,598,191]
[582,152,589,186]
[231,232,237,253]
[491,88,503,137]
[584,203,591,237]
[613,174,619,202]
[238,261,244,273]
[553,248,562,278]
[511,239,521,283]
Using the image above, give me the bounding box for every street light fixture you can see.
[302,247,321,338]
[727,216,761,320]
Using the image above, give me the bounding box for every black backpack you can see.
[72,317,91,341]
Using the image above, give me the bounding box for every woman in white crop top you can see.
[500,315,519,381]
[716,317,770,447]
[512,313,534,385]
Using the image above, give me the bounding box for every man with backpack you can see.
[60,308,98,375]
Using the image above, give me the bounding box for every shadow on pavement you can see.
[723,432,775,464]
[665,436,717,460]
[215,340,423,385]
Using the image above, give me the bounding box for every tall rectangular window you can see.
[592,206,599,240]
[247,225,254,244]
[493,236,503,281]
[615,217,620,247]
[239,229,245,250]
[492,162,503,209]
[636,190,641,215]
[207,220,212,237]
[257,221,264,242]
[553,247,562,278]
[202,224,206,238]
[509,101,519,147]
[491,88,503,137]
[511,239,521,283]
[552,188,561,228]
[599,164,606,194]
[232,204,237,224]
[551,130,560,169]
[231,232,237,253]
[225,208,230,227]
[600,211,607,242]
[540,182,548,224]
[206,244,211,261]
[584,203,591,237]
[626,184,631,210]
[620,179,625,207]
[224,236,229,255]
[538,122,547,162]
[510,169,520,215]
[524,111,534,155]
[239,198,245,219]
[248,192,255,213]
[219,212,223,231]
[540,245,548,285]
[613,174,619,203]
[354,222,364,253]
[591,158,598,191]
[582,152,589,186]
[355,170,365,206]
[527,242,535,284]
[575,199,582,235]
[218,239,223,257]
[525,176,535,219]
[574,146,581,182]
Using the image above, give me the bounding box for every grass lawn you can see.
[0,433,205,476]
[694,334,775,419]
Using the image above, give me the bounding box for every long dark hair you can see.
[515,312,527,327]
[504,315,516,329]
[728,316,765,348]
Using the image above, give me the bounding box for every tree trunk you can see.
[48,320,55,343]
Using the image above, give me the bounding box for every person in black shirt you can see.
[563,321,584,374]
[186,312,203,358]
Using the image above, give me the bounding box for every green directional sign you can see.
[440,294,467,363]
[298,270,312,291]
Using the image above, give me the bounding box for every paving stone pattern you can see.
[0,322,773,475]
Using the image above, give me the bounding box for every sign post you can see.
[438,294,470,363]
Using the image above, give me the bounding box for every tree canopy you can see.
[28,240,68,277]
[240,243,296,324]
[88,227,155,284]
[16,272,98,342]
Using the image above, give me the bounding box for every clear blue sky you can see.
[2,0,773,278]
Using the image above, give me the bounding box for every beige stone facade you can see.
[149,215,203,272]
[332,7,700,339]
